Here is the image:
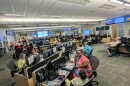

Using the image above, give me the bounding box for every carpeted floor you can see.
[0,44,130,86]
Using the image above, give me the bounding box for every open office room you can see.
[0,0,130,86]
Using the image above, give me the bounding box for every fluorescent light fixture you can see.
[124,3,130,6]
[4,14,24,17]
[1,18,105,23]
[109,0,124,4]
[10,26,73,30]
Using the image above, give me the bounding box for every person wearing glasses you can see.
[71,49,92,78]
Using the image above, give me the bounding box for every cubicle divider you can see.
[14,52,60,86]
[14,41,74,86]
[32,50,70,86]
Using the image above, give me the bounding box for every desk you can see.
[77,47,84,50]
[101,37,110,43]
[32,53,75,86]
[119,44,130,53]
[14,52,61,86]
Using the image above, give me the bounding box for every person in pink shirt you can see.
[72,49,92,78]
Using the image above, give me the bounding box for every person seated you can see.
[87,36,92,45]
[17,53,26,73]
[70,49,92,78]
[66,69,89,86]
[105,37,121,57]
[15,43,23,59]
[84,42,91,57]
[31,48,38,55]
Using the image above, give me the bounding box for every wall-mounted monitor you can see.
[6,30,13,36]
[96,26,104,31]
[114,17,125,24]
[62,27,72,32]
[105,26,109,30]
[31,32,37,37]
[105,19,114,25]
[48,31,54,36]
[96,27,99,31]
[83,30,91,36]
[37,31,48,37]
[125,15,130,22]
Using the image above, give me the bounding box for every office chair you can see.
[36,68,47,86]
[6,59,18,86]
[88,55,100,85]
[70,75,94,86]
[84,75,94,86]
[111,43,122,56]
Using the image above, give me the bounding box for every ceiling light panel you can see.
[109,0,124,4]
[98,4,116,9]
[58,0,90,5]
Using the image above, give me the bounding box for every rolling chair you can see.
[6,59,18,86]
[84,75,94,86]
[88,55,100,85]
[111,43,122,56]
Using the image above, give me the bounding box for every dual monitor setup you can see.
[35,50,70,85]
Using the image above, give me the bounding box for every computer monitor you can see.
[33,54,40,63]
[53,47,57,53]
[52,56,66,67]
[26,55,34,66]
[121,37,127,43]
[50,53,59,61]
[45,60,53,70]
[62,50,69,62]
[56,45,62,51]
[47,49,53,57]
[42,51,48,58]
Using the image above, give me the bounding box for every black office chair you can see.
[6,59,18,86]
[84,75,94,86]
[36,68,47,86]
[111,43,122,56]
[88,55,100,85]
[69,75,94,86]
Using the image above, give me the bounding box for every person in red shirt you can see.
[72,49,92,78]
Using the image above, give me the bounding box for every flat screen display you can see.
[6,30,13,36]
[83,30,90,36]
[96,27,99,31]
[105,19,114,25]
[62,27,72,32]
[105,26,109,30]
[31,32,37,37]
[125,15,130,22]
[38,31,48,37]
[48,31,54,36]
[114,17,125,24]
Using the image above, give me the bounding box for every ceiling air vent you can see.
[58,0,90,5]
[98,4,116,9]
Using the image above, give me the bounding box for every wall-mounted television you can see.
[62,27,72,32]
[6,30,13,36]
[125,15,130,22]
[105,26,109,30]
[83,30,91,36]
[96,26,104,31]
[48,31,54,36]
[114,17,125,24]
[37,31,48,37]
[31,32,37,37]
[105,19,114,25]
